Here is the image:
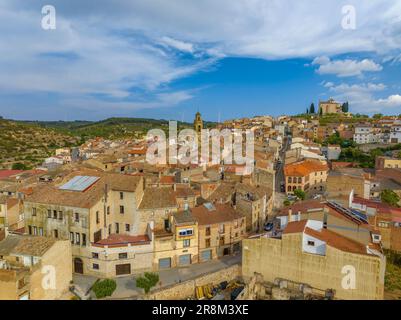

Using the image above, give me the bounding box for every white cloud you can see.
[329,83,387,93]
[322,81,334,88]
[312,57,383,77]
[376,95,401,107]
[324,82,401,112]
[1,0,401,117]
[160,37,194,53]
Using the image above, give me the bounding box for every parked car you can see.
[264,222,274,232]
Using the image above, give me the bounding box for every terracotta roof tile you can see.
[304,227,368,255]
[139,187,178,210]
[284,160,328,177]
[191,203,243,225]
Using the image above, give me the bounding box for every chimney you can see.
[288,209,293,222]
[323,208,328,229]
[173,183,176,192]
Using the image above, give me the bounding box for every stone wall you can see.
[147,264,241,300]
[242,234,386,300]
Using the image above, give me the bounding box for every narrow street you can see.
[273,136,290,209]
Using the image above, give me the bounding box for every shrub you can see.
[92,279,117,299]
[381,189,400,207]
[294,189,306,201]
[136,272,160,294]
[12,162,29,170]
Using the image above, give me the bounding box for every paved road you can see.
[73,254,241,299]
[275,136,290,192]
[273,136,290,210]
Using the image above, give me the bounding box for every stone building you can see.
[284,159,328,195]
[0,235,72,300]
[191,203,245,262]
[23,170,152,277]
[327,168,371,199]
[242,220,385,300]
[154,211,199,270]
[318,98,343,115]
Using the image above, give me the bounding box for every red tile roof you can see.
[283,220,308,234]
[160,176,175,184]
[284,221,370,255]
[304,227,368,255]
[284,160,328,177]
[278,200,324,216]
[0,170,24,179]
[191,203,243,225]
[93,234,150,248]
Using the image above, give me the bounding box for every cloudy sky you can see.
[1,0,401,121]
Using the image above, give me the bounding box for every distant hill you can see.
[0,118,81,169]
[0,117,217,169]
[23,117,217,139]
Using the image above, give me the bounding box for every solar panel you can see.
[327,201,369,224]
[350,209,368,223]
[59,176,100,192]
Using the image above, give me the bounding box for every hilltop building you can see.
[319,98,343,115]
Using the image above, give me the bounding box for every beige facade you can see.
[284,160,328,195]
[327,172,369,198]
[23,172,152,278]
[319,99,343,115]
[0,236,72,300]
[153,213,199,270]
[197,216,245,262]
[375,156,401,170]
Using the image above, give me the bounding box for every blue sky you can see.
[0,1,401,121]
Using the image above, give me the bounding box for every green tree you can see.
[283,200,291,206]
[294,189,306,200]
[309,103,315,114]
[12,162,29,170]
[319,107,323,116]
[92,279,117,299]
[381,190,400,207]
[136,272,160,294]
[373,113,383,119]
[341,102,349,113]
